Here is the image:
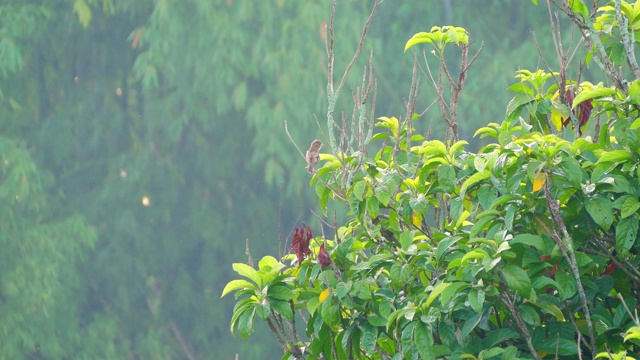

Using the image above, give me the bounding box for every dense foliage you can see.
[224,1,640,359]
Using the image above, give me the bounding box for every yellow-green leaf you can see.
[221,279,256,298]
[73,0,92,28]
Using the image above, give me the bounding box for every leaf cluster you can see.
[224,1,640,359]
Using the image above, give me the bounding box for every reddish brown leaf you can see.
[292,225,312,266]
[602,261,616,275]
[318,242,331,269]
[561,89,593,135]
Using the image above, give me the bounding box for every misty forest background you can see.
[0,1,581,359]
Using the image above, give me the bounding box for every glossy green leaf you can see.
[268,285,294,301]
[502,265,532,298]
[621,197,640,218]
[232,263,262,288]
[510,233,546,252]
[460,169,491,197]
[468,288,485,313]
[425,282,451,308]
[221,279,256,298]
[572,86,616,108]
[597,150,631,164]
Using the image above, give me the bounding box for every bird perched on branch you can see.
[305,139,322,173]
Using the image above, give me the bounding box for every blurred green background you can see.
[0,1,569,358]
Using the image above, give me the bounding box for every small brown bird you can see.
[305,139,323,173]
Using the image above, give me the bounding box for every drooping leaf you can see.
[221,279,256,298]
[616,216,639,255]
[414,322,435,360]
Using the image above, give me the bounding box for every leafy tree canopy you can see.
[224,1,640,359]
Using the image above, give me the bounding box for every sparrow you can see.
[305,139,323,173]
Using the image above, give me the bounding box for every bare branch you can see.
[337,0,383,93]
[615,0,640,80]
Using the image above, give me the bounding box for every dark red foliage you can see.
[602,261,617,276]
[318,242,332,269]
[292,225,312,265]
[562,89,593,135]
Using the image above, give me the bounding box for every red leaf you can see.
[561,89,593,135]
[602,261,616,275]
[318,242,332,269]
[291,225,312,266]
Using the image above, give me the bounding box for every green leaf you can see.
[585,195,614,230]
[320,296,339,327]
[616,215,639,255]
[460,170,491,197]
[440,282,469,305]
[221,279,256,297]
[468,288,485,313]
[271,299,293,319]
[621,197,640,218]
[268,285,294,301]
[73,0,92,28]
[237,308,256,339]
[510,234,546,252]
[538,337,578,355]
[502,265,532,298]
[315,182,331,215]
[375,185,391,206]
[336,281,352,299]
[425,282,451,307]
[506,93,535,118]
[461,311,482,338]
[572,86,616,109]
[596,149,631,164]
[608,42,627,65]
[399,230,414,251]
[555,270,577,300]
[361,323,377,356]
[568,0,589,20]
[530,298,565,321]
[404,32,435,52]
[628,80,640,104]
[438,165,456,193]
[353,181,367,201]
[414,322,435,360]
[436,236,462,261]
[367,196,380,218]
[232,263,262,288]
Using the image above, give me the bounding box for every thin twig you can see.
[170,321,198,360]
[615,0,640,80]
[337,1,383,93]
